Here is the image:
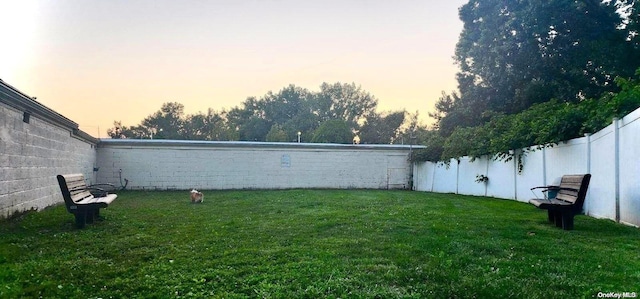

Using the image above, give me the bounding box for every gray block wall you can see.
[97,140,416,191]
[1,82,97,218]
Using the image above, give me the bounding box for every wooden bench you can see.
[57,174,118,228]
[529,174,591,230]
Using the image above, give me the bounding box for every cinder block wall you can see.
[0,83,97,218]
[97,140,417,190]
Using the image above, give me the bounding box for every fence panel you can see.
[544,137,588,181]
[413,162,435,191]
[587,125,616,220]
[483,157,513,200]
[431,159,458,193]
[515,148,545,202]
[457,157,488,196]
[619,109,640,226]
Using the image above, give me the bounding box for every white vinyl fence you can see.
[414,107,640,227]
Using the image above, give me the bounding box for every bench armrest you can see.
[88,183,116,189]
[69,186,91,192]
[530,185,559,191]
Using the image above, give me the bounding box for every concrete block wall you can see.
[97,140,416,190]
[0,103,97,218]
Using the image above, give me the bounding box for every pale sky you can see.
[0,0,467,138]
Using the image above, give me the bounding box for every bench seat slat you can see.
[67,181,86,188]
[76,194,117,205]
[71,191,94,202]
[530,198,573,208]
[556,193,578,203]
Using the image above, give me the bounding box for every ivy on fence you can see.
[413,72,640,172]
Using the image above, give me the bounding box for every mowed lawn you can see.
[1,190,639,298]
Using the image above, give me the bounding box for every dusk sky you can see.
[1,0,467,138]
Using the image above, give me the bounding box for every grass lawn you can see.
[1,190,639,298]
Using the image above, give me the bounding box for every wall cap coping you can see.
[98,138,426,151]
[0,80,97,144]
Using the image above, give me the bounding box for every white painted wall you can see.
[414,107,640,227]
[96,140,415,190]
[0,104,97,218]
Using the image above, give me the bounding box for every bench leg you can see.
[74,212,86,229]
[561,213,575,230]
[554,212,563,227]
[547,210,557,223]
[86,210,95,224]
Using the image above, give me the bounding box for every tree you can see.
[265,124,289,142]
[311,120,353,144]
[358,111,405,144]
[411,129,445,162]
[226,97,270,141]
[107,121,147,139]
[226,82,378,142]
[281,110,320,143]
[437,0,640,134]
[183,109,237,141]
[238,116,271,141]
[140,102,186,139]
[315,82,378,129]
[107,102,185,139]
[262,85,313,125]
[430,91,481,137]
[108,82,384,143]
[266,85,320,140]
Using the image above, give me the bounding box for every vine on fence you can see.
[412,72,640,173]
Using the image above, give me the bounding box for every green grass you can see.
[1,190,639,298]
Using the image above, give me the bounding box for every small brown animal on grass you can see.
[190,189,204,203]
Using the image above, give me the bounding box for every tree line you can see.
[108,82,415,144]
[417,0,640,166]
[109,0,640,158]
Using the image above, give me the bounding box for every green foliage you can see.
[435,0,640,136]
[315,82,378,127]
[311,120,353,144]
[106,121,146,139]
[358,111,405,144]
[265,124,289,142]
[1,190,639,298]
[141,102,186,139]
[419,71,640,164]
[581,74,640,133]
[442,126,489,161]
[238,116,271,141]
[107,103,188,139]
[107,82,405,144]
[183,109,237,141]
[411,130,445,162]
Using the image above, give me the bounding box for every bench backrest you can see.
[555,174,591,209]
[57,174,93,212]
